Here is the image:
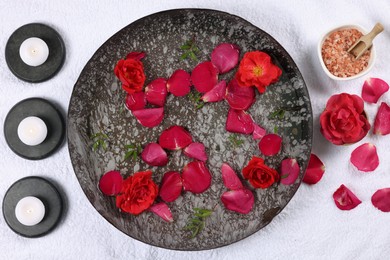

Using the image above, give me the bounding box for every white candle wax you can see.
[15,196,45,226]
[17,116,48,146]
[19,37,49,67]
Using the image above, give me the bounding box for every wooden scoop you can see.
[348,23,384,59]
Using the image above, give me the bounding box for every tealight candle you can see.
[19,37,49,67]
[15,196,45,226]
[17,116,48,146]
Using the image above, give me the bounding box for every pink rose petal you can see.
[125,92,147,111]
[362,78,389,104]
[350,143,379,172]
[182,161,212,194]
[225,79,255,110]
[371,188,390,212]
[167,69,191,96]
[148,202,174,222]
[221,189,254,214]
[183,142,208,161]
[258,134,282,156]
[201,80,227,102]
[159,171,183,202]
[221,163,243,190]
[132,107,164,128]
[280,158,300,185]
[141,143,168,166]
[99,170,123,196]
[225,108,255,134]
[252,123,266,140]
[333,184,361,210]
[191,61,219,93]
[211,43,240,74]
[373,102,390,135]
[145,78,167,107]
[158,125,193,150]
[126,51,146,61]
[303,154,325,184]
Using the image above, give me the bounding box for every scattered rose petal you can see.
[99,170,123,196]
[191,61,219,93]
[132,107,164,128]
[221,189,254,214]
[303,154,325,184]
[211,43,240,74]
[159,125,193,150]
[159,171,183,202]
[141,143,168,166]
[350,143,379,172]
[373,102,390,135]
[362,78,389,104]
[145,78,167,107]
[201,80,227,102]
[371,188,390,212]
[333,184,361,210]
[221,163,243,190]
[252,123,266,140]
[225,79,255,110]
[125,92,147,111]
[167,69,191,96]
[258,134,282,156]
[280,158,300,185]
[182,161,212,194]
[183,142,208,161]
[148,202,174,222]
[126,51,146,61]
[225,108,254,134]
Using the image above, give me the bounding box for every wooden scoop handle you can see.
[366,23,384,40]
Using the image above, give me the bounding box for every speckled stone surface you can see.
[68,9,312,250]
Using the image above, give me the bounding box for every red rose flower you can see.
[116,171,158,215]
[242,156,279,189]
[320,93,370,145]
[235,51,282,93]
[114,57,146,94]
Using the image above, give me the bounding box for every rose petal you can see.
[225,108,255,134]
[221,163,244,190]
[126,51,146,61]
[201,80,227,102]
[191,61,219,93]
[221,189,254,214]
[182,161,212,194]
[132,107,164,128]
[371,188,390,212]
[280,158,300,185]
[373,102,390,135]
[148,202,174,222]
[362,78,389,104]
[258,134,282,156]
[167,69,191,96]
[225,79,255,110]
[303,154,325,184]
[141,143,168,166]
[99,170,123,196]
[158,125,193,150]
[333,184,361,210]
[350,143,379,172]
[159,171,183,202]
[145,78,167,107]
[211,43,240,74]
[183,142,208,161]
[125,92,147,111]
[252,123,266,140]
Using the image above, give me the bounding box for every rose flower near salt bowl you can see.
[318,25,376,80]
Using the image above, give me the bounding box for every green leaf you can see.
[274,126,278,133]
[281,174,289,179]
[180,44,191,50]
[189,52,198,61]
[183,207,213,239]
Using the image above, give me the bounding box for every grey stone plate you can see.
[68,9,312,250]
